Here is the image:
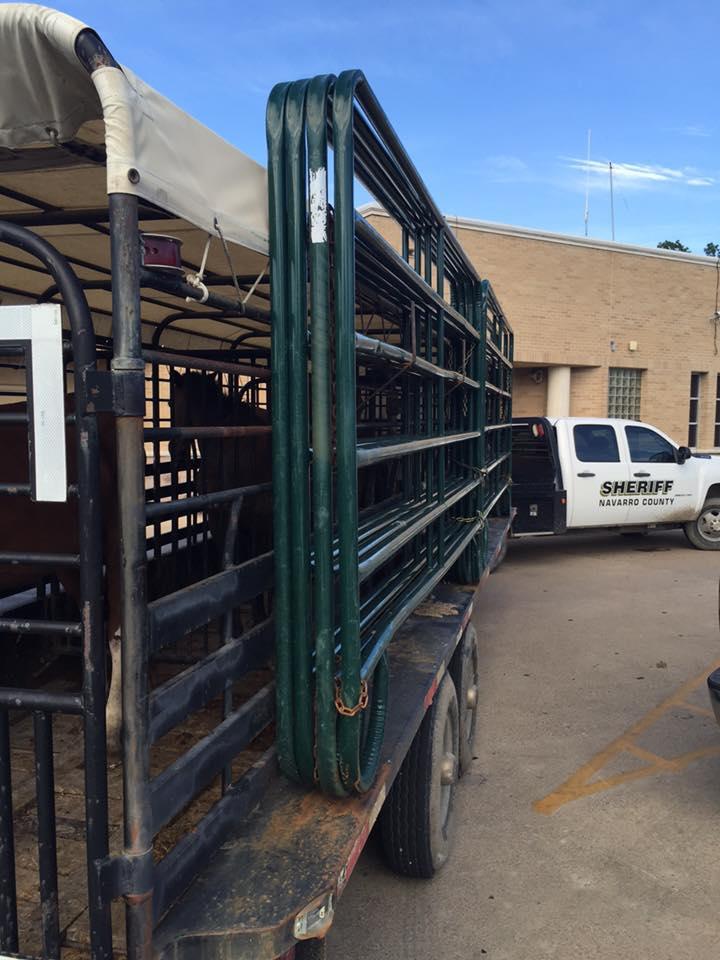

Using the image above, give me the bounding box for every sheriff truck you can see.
[511,416,720,549]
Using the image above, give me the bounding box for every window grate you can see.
[689,372,701,447]
[608,367,641,420]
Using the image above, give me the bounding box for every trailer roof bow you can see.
[0,3,269,254]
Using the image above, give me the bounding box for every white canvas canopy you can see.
[0,4,273,376]
[0,3,269,254]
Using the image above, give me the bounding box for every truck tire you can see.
[450,623,479,776]
[379,673,459,878]
[684,499,720,550]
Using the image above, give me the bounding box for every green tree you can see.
[704,242,720,257]
[657,239,691,252]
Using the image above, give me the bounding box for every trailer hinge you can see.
[95,849,154,902]
[84,359,145,416]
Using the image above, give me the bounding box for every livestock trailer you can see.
[0,6,513,960]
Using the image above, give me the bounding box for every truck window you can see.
[573,424,620,462]
[625,425,676,463]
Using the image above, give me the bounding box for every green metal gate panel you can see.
[267,71,513,795]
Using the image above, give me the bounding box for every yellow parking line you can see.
[534,658,720,816]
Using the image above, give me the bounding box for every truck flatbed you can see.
[153,516,510,960]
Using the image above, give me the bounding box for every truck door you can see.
[622,423,698,524]
[568,422,630,527]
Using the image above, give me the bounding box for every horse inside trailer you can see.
[0,7,276,960]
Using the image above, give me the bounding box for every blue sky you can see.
[56,0,719,252]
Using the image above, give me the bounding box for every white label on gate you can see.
[0,304,67,502]
[309,166,328,244]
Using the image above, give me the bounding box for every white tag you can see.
[0,304,67,502]
[309,167,328,244]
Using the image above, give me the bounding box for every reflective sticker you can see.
[309,167,327,244]
[0,304,66,502]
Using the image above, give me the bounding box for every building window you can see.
[714,375,720,447]
[689,372,701,447]
[608,367,641,420]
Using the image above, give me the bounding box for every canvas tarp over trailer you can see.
[0,2,271,361]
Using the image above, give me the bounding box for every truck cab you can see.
[512,416,720,549]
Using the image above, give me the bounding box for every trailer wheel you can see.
[450,623,479,776]
[684,499,720,550]
[379,672,459,878]
[293,939,326,959]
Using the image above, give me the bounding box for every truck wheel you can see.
[450,623,479,776]
[379,673,459,878]
[684,499,720,550]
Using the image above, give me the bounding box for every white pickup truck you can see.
[511,416,720,549]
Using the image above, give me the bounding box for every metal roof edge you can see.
[357,202,719,268]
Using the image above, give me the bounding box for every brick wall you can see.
[365,210,720,449]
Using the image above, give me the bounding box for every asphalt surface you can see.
[328,529,720,960]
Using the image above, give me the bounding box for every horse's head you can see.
[169,370,225,463]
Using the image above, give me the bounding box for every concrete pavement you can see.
[328,529,720,960]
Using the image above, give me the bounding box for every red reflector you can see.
[531,423,545,438]
[141,233,183,271]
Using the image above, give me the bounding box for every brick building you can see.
[364,205,720,450]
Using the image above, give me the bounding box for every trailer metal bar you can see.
[148,618,273,743]
[0,617,82,637]
[0,690,83,713]
[145,425,271,440]
[145,482,271,522]
[0,551,80,566]
[0,710,18,953]
[147,552,273,653]
[356,430,482,466]
[150,684,274,834]
[141,349,269,379]
[355,332,480,389]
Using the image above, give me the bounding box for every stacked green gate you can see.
[267,71,513,796]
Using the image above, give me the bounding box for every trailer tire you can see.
[450,623,479,776]
[293,939,326,959]
[379,673,459,878]
[684,500,720,549]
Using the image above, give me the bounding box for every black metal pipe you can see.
[150,683,274,834]
[147,552,273,653]
[33,711,60,960]
[0,552,80,566]
[0,206,168,228]
[141,348,269,379]
[0,710,19,953]
[0,690,82,713]
[0,483,31,495]
[144,425,271,440]
[139,268,270,324]
[0,618,82,637]
[109,193,154,959]
[145,482,271,522]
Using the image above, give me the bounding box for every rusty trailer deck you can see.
[152,516,510,960]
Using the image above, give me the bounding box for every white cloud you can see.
[483,155,533,182]
[564,157,715,189]
[677,124,712,138]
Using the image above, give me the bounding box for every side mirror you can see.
[676,445,692,464]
